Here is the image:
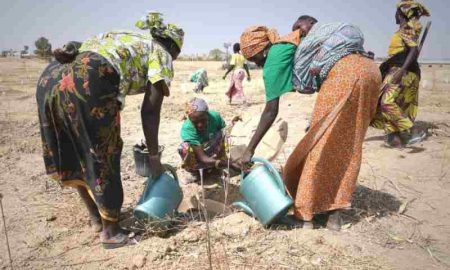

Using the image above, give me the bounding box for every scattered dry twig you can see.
[0,193,14,270]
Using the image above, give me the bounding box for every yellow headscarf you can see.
[397,0,431,19]
[135,11,184,50]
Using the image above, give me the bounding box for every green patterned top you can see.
[79,30,174,107]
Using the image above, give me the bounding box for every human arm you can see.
[391,21,421,84]
[223,65,235,79]
[141,81,167,178]
[243,63,251,81]
[191,145,240,171]
[240,98,280,166]
[391,46,419,84]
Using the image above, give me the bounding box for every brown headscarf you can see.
[240,26,301,59]
[240,26,279,59]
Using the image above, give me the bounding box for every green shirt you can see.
[263,43,297,102]
[180,111,226,145]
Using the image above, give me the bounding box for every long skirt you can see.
[36,51,123,222]
[178,131,227,172]
[370,67,420,133]
[225,69,246,102]
[283,55,381,221]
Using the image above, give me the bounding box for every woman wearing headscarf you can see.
[190,68,209,93]
[237,26,301,179]
[36,11,183,248]
[178,98,240,184]
[371,0,430,148]
[239,16,381,230]
[223,43,251,104]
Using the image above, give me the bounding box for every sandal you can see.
[101,232,138,249]
[406,130,427,145]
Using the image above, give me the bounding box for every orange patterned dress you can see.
[283,54,381,221]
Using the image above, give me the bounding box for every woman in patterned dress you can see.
[223,43,251,104]
[36,12,183,248]
[371,0,430,148]
[239,17,381,230]
[190,68,209,93]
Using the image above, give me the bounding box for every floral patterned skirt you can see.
[370,67,420,133]
[36,52,123,222]
[283,55,381,221]
[178,131,227,172]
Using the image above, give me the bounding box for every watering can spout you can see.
[232,201,255,217]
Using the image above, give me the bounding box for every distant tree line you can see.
[34,37,52,57]
[1,36,52,58]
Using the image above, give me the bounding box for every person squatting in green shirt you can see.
[178,98,240,184]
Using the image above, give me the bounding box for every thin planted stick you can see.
[199,168,213,270]
[223,133,231,208]
[0,193,14,270]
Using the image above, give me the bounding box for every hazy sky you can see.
[1,0,448,59]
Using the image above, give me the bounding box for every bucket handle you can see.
[251,157,286,194]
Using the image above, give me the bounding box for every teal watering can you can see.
[133,165,183,222]
[233,157,293,226]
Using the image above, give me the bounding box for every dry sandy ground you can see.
[0,58,449,270]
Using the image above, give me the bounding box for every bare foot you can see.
[385,132,403,148]
[302,221,314,230]
[89,214,103,233]
[273,215,303,229]
[326,210,342,231]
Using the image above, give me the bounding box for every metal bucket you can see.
[133,143,164,177]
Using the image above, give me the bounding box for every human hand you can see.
[310,67,321,76]
[231,115,242,126]
[148,155,164,179]
[238,149,254,170]
[297,86,315,95]
[229,161,242,172]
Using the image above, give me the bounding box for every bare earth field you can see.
[0,58,449,269]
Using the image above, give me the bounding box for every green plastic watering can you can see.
[133,165,183,222]
[233,157,293,226]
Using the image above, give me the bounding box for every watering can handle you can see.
[162,164,178,182]
[251,157,286,194]
[143,164,178,196]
